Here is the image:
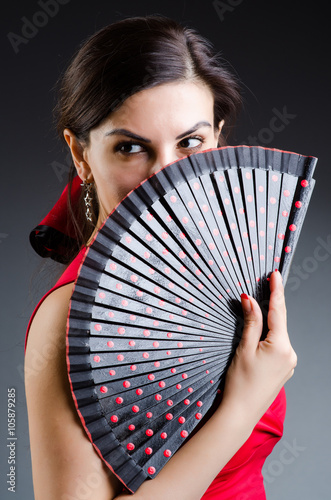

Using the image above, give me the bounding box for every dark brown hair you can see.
[54,14,242,261]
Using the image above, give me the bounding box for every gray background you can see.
[1,1,330,498]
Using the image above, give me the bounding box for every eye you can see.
[115,141,146,155]
[179,136,204,150]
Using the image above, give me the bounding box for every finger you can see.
[239,293,263,351]
[267,270,288,336]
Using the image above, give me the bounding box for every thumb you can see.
[238,293,263,351]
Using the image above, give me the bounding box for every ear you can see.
[215,119,225,143]
[63,128,93,182]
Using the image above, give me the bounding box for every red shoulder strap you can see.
[25,246,87,355]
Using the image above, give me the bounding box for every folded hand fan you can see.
[67,145,317,492]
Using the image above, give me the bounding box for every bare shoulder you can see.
[25,283,123,499]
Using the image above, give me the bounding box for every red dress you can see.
[25,246,286,499]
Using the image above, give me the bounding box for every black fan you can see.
[66,145,317,492]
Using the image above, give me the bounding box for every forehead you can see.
[91,80,215,142]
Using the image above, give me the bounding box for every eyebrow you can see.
[104,121,212,142]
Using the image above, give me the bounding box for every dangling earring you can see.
[81,179,94,223]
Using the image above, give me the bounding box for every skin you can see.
[25,79,297,500]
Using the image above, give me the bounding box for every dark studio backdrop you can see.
[1,1,330,499]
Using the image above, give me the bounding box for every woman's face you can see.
[65,80,224,228]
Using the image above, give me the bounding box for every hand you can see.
[221,270,297,426]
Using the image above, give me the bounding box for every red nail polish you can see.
[275,268,278,272]
[241,293,249,300]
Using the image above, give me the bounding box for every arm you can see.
[25,283,124,500]
[25,271,296,500]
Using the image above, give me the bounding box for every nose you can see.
[151,149,179,174]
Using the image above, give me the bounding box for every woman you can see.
[24,15,296,500]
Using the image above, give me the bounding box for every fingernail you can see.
[240,293,251,313]
[275,268,278,272]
